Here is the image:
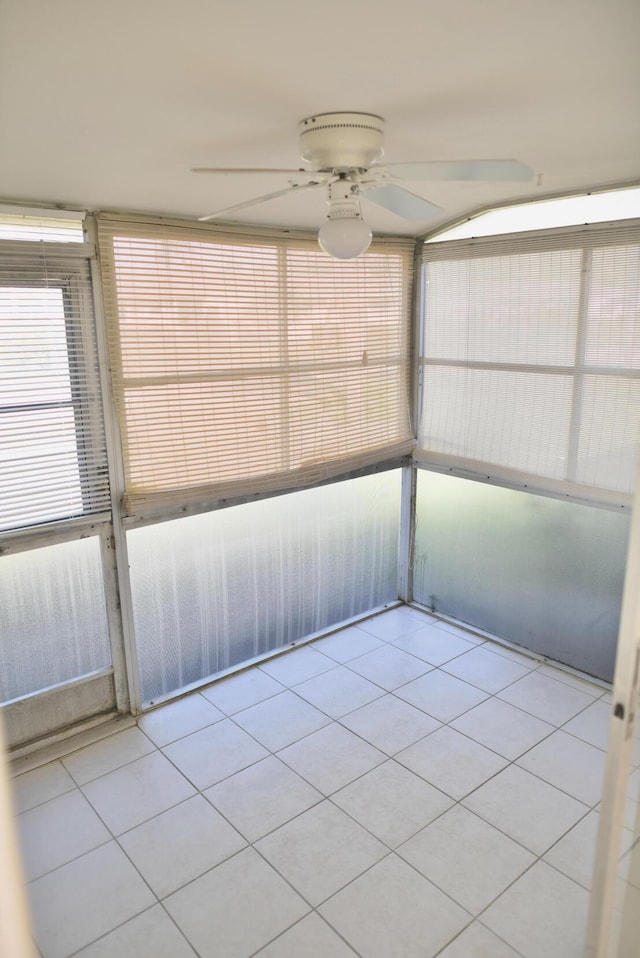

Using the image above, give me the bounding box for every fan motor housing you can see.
[299,112,385,170]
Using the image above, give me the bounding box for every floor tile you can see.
[498,672,596,726]
[339,694,440,755]
[399,604,437,623]
[204,755,322,842]
[392,623,476,665]
[357,606,428,641]
[277,723,386,795]
[463,764,589,855]
[165,847,308,958]
[345,644,431,690]
[398,805,535,914]
[18,789,110,881]
[562,698,611,750]
[442,645,533,693]
[394,669,488,722]
[439,922,523,957]
[137,693,223,747]
[82,751,195,835]
[17,607,621,958]
[482,642,539,666]
[162,718,268,790]
[311,626,384,663]
[482,861,590,958]
[293,666,384,718]
[254,912,358,956]
[119,794,246,898]
[396,725,508,800]
[11,761,76,814]
[331,759,452,847]
[256,801,387,905]
[432,619,484,644]
[28,841,155,958]
[200,668,284,714]
[537,662,605,697]
[231,690,331,751]
[72,904,196,957]
[517,729,606,806]
[450,697,555,760]
[61,727,155,785]
[258,646,335,686]
[319,854,470,958]
[543,810,602,889]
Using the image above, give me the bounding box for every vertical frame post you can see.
[398,241,423,602]
[86,215,142,713]
[585,466,640,956]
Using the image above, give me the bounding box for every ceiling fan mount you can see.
[298,112,385,171]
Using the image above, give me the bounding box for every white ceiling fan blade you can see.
[386,159,534,182]
[198,180,327,222]
[192,167,314,175]
[363,184,443,221]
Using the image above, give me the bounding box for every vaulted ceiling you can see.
[1,0,639,237]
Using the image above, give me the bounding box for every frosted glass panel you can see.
[128,471,401,702]
[414,470,628,681]
[0,537,112,701]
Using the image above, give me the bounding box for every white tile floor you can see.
[10,605,627,958]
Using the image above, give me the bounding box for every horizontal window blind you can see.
[0,241,110,531]
[419,220,640,502]
[97,215,414,514]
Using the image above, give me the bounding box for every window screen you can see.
[97,215,414,515]
[419,221,640,502]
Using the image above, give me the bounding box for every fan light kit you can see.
[317,177,372,259]
[193,111,533,260]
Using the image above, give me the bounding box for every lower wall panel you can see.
[414,469,629,682]
[128,471,402,703]
[2,672,117,750]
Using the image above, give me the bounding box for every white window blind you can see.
[96,215,414,514]
[0,241,110,531]
[419,220,640,502]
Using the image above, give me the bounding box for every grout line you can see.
[64,902,162,958]
[244,911,364,958]
[16,607,615,958]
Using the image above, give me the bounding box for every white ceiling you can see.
[1,0,639,237]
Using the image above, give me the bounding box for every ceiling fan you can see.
[193,112,533,259]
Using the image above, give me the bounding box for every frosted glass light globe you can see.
[318,216,372,259]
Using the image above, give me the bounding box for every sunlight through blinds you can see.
[97,215,414,514]
[419,220,640,502]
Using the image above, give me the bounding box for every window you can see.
[418,219,640,503]
[426,186,640,242]
[0,243,110,531]
[0,208,84,243]
[97,215,414,515]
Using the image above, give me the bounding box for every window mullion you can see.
[566,247,592,483]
